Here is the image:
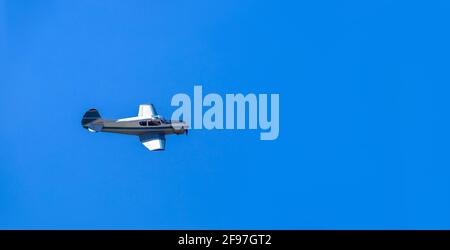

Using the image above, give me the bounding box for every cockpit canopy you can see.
[138,118,171,126]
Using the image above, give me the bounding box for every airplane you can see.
[81,104,188,151]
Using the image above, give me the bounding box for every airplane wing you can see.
[138,104,157,118]
[139,133,166,151]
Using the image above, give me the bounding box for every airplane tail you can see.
[81,108,102,128]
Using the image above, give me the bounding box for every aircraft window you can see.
[139,121,146,126]
[148,120,161,126]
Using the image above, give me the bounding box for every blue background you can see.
[1,0,450,229]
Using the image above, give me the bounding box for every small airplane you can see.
[81,104,188,151]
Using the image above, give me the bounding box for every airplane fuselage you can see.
[100,119,186,135]
[86,118,187,135]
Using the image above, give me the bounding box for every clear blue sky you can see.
[1,0,450,229]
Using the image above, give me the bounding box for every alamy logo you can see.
[170,85,280,140]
